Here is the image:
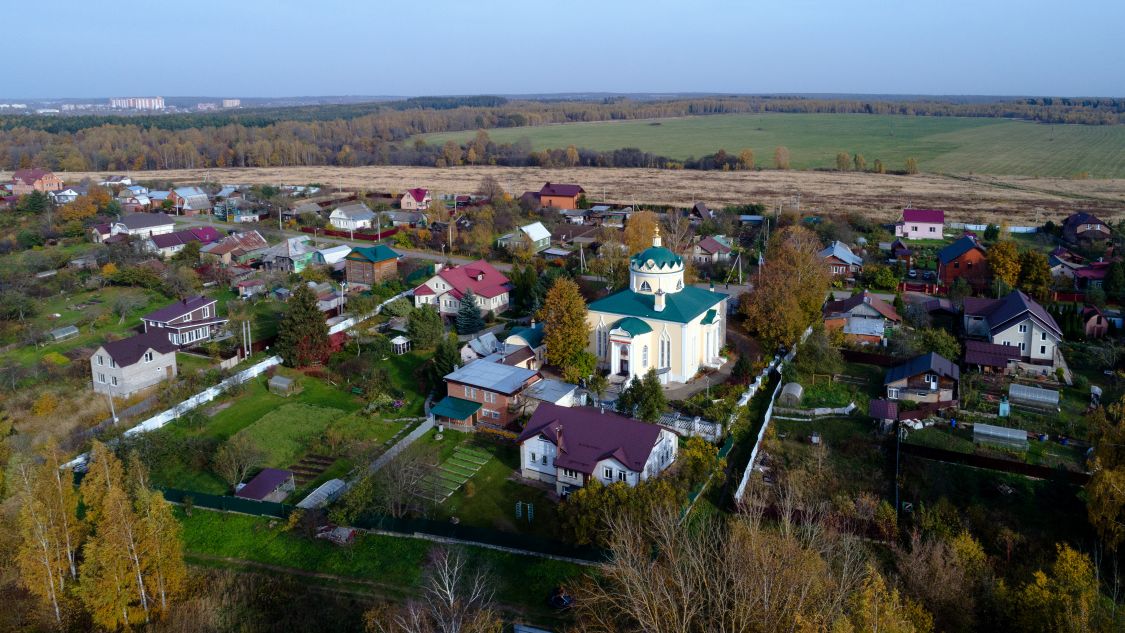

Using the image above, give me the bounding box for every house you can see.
[884,352,959,404]
[430,359,541,429]
[538,182,585,210]
[309,282,346,314]
[11,168,64,195]
[234,278,266,299]
[400,188,432,211]
[344,244,400,288]
[1074,261,1111,291]
[262,237,316,273]
[963,340,1022,374]
[517,403,677,497]
[214,199,261,223]
[49,186,86,205]
[692,235,733,266]
[822,291,901,345]
[587,227,727,385]
[937,235,989,288]
[505,322,546,369]
[314,244,352,270]
[963,290,1063,367]
[817,240,863,277]
[461,332,502,364]
[524,380,580,408]
[894,208,944,240]
[889,239,913,268]
[1062,212,1112,244]
[1049,247,1086,280]
[235,468,296,502]
[168,187,211,215]
[122,185,150,196]
[142,296,228,348]
[385,210,427,228]
[98,175,133,187]
[413,260,511,317]
[200,230,270,265]
[689,202,714,223]
[1084,305,1109,339]
[108,213,176,239]
[328,202,376,231]
[90,331,178,398]
[145,226,221,259]
[496,221,551,254]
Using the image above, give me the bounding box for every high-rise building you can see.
[109,97,165,110]
[221,99,241,108]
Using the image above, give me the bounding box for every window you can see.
[1019,342,1026,351]
[541,454,547,465]
[642,345,649,368]
[617,471,627,482]
[676,280,683,290]
[563,468,578,478]
[97,372,106,383]
[660,337,671,368]
[603,467,613,479]
[967,261,973,269]
[954,262,960,269]
[911,225,918,231]
[97,355,104,366]
[144,351,153,363]
[887,387,900,399]
[484,392,496,403]
[1041,332,1047,341]
[530,452,536,463]
[110,359,117,368]
[929,226,936,233]
[1018,324,1028,333]
[111,376,118,386]
[202,306,210,318]
[639,280,651,292]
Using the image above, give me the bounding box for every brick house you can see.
[90,330,178,397]
[538,182,585,210]
[1062,212,1112,244]
[344,244,400,288]
[430,359,541,429]
[937,235,989,288]
[11,168,64,195]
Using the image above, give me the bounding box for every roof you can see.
[517,404,662,476]
[525,379,578,404]
[612,317,653,336]
[201,230,269,256]
[817,240,862,266]
[422,259,510,299]
[884,352,960,384]
[842,316,886,338]
[386,210,426,224]
[964,340,1022,368]
[265,237,316,260]
[173,186,206,198]
[589,285,726,324]
[346,244,399,264]
[404,187,429,203]
[148,226,221,250]
[1008,383,1059,406]
[506,322,544,348]
[938,235,985,265]
[520,221,551,242]
[315,245,352,264]
[1076,263,1111,280]
[430,396,482,421]
[539,182,585,197]
[503,345,536,366]
[691,201,712,218]
[12,168,53,184]
[632,245,683,270]
[869,399,899,420]
[331,202,375,220]
[697,236,732,256]
[901,208,945,224]
[1064,211,1108,230]
[465,332,501,357]
[701,309,718,325]
[292,201,322,215]
[118,212,175,230]
[964,290,1062,340]
[143,295,216,323]
[444,358,539,395]
[235,468,293,500]
[822,291,901,322]
[269,375,294,388]
[99,330,178,365]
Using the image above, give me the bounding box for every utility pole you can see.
[106,394,118,424]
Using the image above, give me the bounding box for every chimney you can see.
[654,289,666,312]
[555,424,566,453]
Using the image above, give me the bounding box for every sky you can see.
[9,0,1124,98]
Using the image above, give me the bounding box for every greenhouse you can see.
[778,382,804,406]
[1008,383,1059,411]
[974,422,1029,451]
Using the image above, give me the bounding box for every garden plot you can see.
[415,446,492,504]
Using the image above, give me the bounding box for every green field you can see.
[421,113,1125,178]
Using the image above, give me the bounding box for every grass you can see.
[768,416,888,502]
[234,403,344,466]
[421,112,1125,178]
[176,352,215,376]
[905,424,1087,470]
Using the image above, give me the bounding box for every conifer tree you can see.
[455,288,484,335]
[276,284,330,367]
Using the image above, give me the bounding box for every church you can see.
[587,228,728,385]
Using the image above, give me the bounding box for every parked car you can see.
[908,269,918,279]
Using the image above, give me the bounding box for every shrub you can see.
[32,392,58,416]
[41,351,70,366]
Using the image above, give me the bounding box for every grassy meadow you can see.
[421,113,1125,178]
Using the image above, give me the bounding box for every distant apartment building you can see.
[109,97,165,110]
[222,99,242,108]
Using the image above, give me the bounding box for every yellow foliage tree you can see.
[989,240,1021,289]
[536,277,590,368]
[32,392,58,416]
[623,210,658,255]
[101,262,118,277]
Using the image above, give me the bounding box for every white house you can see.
[328,202,376,231]
[111,213,176,239]
[496,221,551,253]
[516,403,678,497]
[90,331,178,398]
[412,260,511,316]
[691,235,732,265]
[894,208,945,240]
[963,290,1063,370]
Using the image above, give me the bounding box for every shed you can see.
[235,468,296,502]
[974,423,1029,451]
[49,325,80,342]
[1008,383,1059,410]
[778,382,804,407]
[269,374,296,396]
[390,335,411,355]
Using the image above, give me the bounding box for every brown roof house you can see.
[430,359,541,430]
[538,182,585,210]
[818,241,863,278]
[1062,212,1112,244]
[692,235,733,265]
[963,290,1063,368]
[200,230,270,265]
[516,403,678,497]
[142,295,228,348]
[883,352,959,406]
[822,291,901,345]
[937,236,989,289]
[90,331,178,397]
[11,168,64,195]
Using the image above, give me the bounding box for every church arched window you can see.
[639,280,651,292]
[642,345,649,367]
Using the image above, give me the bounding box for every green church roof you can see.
[589,285,726,324]
[612,317,653,336]
[631,245,682,269]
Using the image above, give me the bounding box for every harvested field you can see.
[42,166,1125,224]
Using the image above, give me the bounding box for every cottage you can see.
[200,230,270,265]
[413,260,511,317]
[11,168,64,195]
[689,202,714,223]
[98,175,133,187]
[344,244,400,288]
[236,468,296,502]
[817,241,863,277]
[90,331,178,397]
[400,188,432,211]
[692,235,733,266]
[460,332,502,364]
[505,322,546,369]
[936,235,989,288]
[328,202,376,231]
[517,403,677,497]
[169,186,211,215]
[1048,247,1086,280]
[105,213,176,240]
[142,295,228,348]
[384,210,427,228]
[894,208,944,240]
[963,291,1063,367]
[496,221,551,254]
[262,236,316,272]
[431,359,541,429]
[538,182,585,210]
[822,291,901,345]
[145,226,221,259]
[49,186,87,205]
[234,278,266,298]
[1062,212,1112,244]
[314,244,352,269]
[884,353,959,404]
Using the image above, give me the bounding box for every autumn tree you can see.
[476,174,504,200]
[1087,398,1125,548]
[741,226,830,349]
[623,210,659,254]
[1018,250,1053,302]
[905,157,919,174]
[836,152,852,171]
[854,153,867,172]
[738,148,755,170]
[276,284,330,367]
[588,230,630,291]
[213,435,265,490]
[537,277,590,369]
[999,544,1117,633]
[774,146,791,170]
[874,158,886,174]
[988,240,1021,290]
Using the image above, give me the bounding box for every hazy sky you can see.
[11,0,1124,98]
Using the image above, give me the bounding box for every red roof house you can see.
[412,259,511,316]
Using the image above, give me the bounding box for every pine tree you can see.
[276,284,330,367]
[537,277,590,368]
[425,333,461,391]
[407,305,445,349]
[455,288,484,335]
[616,368,667,422]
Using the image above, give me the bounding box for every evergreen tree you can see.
[616,368,667,422]
[276,284,330,367]
[455,288,484,335]
[1105,261,1125,301]
[424,333,460,392]
[406,305,444,349]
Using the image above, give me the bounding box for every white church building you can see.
[587,227,728,385]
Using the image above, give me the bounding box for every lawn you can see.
[766,416,888,503]
[176,352,215,376]
[421,112,1125,178]
[234,403,344,466]
[906,424,1087,471]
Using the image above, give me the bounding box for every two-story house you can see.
[894,208,945,240]
[937,235,989,289]
[822,291,901,345]
[328,202,376,231]
[538,182,585,210]
[11,168,64,195]
[400,188,431,211]
[90,330,178,398]
[884,352,959,405]
[343,244,400,288]
[517,403,678,497]
[430,359,541,429]
[145,226,221,259]
[412,260,511,317]
[817,240,863,277]
[168,186,211,215]
[963,290,1063,368]
[142,296,228,348]
[496,221,551,254]
[1062,212,1112,244]
[692,235,733,266]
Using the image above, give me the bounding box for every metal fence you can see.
[162,487,292,518]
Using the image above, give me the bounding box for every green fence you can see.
[161,487,293,519]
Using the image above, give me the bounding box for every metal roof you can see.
[884,352,959,384]
[430,395,482,420]
[520,221,551,242]
[817,240,862,266]
[525,379,578,404]
[589,285,726,324]
[235,468,293,500]
[612,317,653,336]
[444,358,539,394]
